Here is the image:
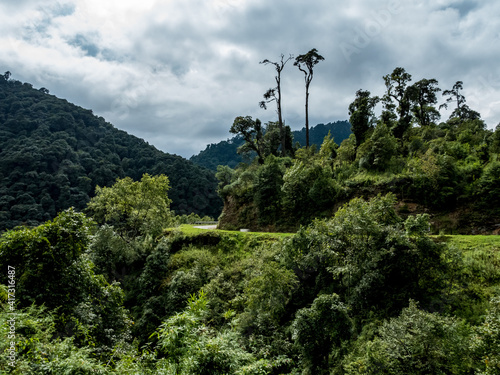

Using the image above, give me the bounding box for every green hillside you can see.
[217,68,500,234]
[190,120,352,170]
[1,197,499,374]
[0,72,222,230]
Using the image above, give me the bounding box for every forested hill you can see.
[0,73,221,231]
[190,120,352,170]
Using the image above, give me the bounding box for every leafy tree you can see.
[281,160,338,224]
[348,89,379,147]
[0,304,113,374]
[475,161,500,207]
[357,122,399,171]
[254,155,286,226]
[86,173,173,239]
[440,81,481,121]
[470,297,500,375]
[244,261,298,324]
[382,67,413,139]
[294,48,325,148]
[291,293,352,374]
[154,290,268,374]
[283,195,448,321]
[492,123,500,154]
[215,164,236,200]
[260,54,293,156]
[335,134,357,165]
[0,209,95,310]
[229,117,293,164]
[318,131,338,169]
[230,116,266,163]
[261,120,294,158]
[409,78,441,127]
[344,301,473,375]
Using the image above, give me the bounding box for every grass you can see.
[175,224,294,239]
[443,235,500,252]
[442,235,500,319]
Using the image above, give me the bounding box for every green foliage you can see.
[471,297,500,375]
[491,124,500,154]
[335,134,357,165]
[408,78,441,127]
[244,261,298,323]
[344,301,473,375]
[215,164,235,200]
[87,174,174,239]
[348,89,379,147]
[318,131,338,165]
[282,194,447,321]
[476,161,500,206]
[154,290,267,374]
[291,294,352,374]
[0,209,94,310]
[382,67,413,139]
[254,155,286,225]
[0,209,132,355]
[230,116,266,163]
[217,68,498,234]
[0,304,113,374]
[357,122,399,171]
[0,188,497,374]
[3,68,500,375]
[281,159,339,224]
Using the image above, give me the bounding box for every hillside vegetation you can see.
[1,189,499,374]
[0,72,221,231]
[217,68,500,233]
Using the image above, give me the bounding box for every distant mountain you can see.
[0,73,222,231]
[190,120,352,170]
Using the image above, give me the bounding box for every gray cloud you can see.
[1,0,499,158]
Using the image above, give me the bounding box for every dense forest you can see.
[190,121,352,171]
[0,65,499,375]
[0,72,221,231]
[218,67,500,234]
[1,183,499,374]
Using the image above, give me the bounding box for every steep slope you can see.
[0,74,222,230]
[190,120,352,170]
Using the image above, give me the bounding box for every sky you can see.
[1,0,500,158]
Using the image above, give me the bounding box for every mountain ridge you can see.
[0,73,222,230]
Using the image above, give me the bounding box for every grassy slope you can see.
[176,224,294,239]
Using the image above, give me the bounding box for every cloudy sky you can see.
[1,0,499,158]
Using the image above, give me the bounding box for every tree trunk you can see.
[305,81,310,148]
[277,75,286,156]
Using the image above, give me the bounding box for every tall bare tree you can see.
[294,48,325,148]
[260,54,293,156]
